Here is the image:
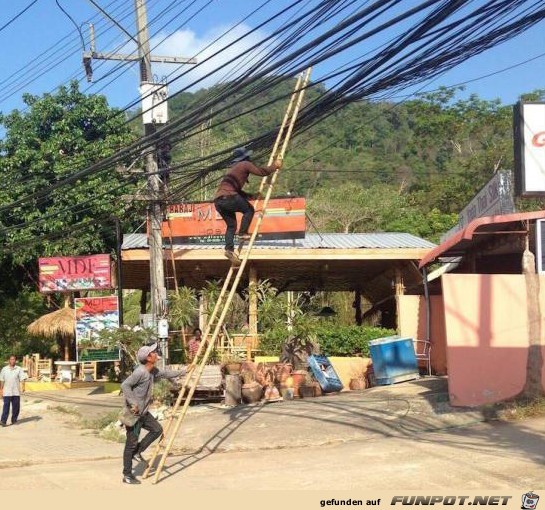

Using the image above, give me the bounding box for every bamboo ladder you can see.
[144,68,312,484]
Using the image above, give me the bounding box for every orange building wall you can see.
[442,273,545,407]
[398,295,448,375]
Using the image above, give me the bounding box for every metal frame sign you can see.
[160,197,306,244]
[39,254,112,293]
[514,101,545,197]
[75,296,120,362]
[440,170,514,242]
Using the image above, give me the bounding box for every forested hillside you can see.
[170,81,545,241]
[1,80,544,357]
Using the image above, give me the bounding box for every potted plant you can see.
[240,370,263,404]
[168,286,198,350]
[280,335,318,370]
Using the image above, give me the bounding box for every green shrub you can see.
[314,325,396,357]
[259,324,395,358]
[259,325,290,356]
[153,379,175,406]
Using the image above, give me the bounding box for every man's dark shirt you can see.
[215,160,276,200]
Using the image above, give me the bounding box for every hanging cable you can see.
[0,0,39,34]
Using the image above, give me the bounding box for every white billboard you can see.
[514,102,545,196]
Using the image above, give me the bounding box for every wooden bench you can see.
[36,359,52,382]
[80,361,97,382]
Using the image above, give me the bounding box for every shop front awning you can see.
[419,210,545,269]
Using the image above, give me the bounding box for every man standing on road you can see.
[0,354,27,427]
[214,147,282,264]
[120,343,192,485]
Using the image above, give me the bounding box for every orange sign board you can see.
[161,197,306,244]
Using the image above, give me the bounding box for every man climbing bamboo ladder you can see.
[144,68,312,484]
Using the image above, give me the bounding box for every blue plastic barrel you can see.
[369,336,419,385]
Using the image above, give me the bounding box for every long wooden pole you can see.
[142,77,305,479]
[149,69,311,483]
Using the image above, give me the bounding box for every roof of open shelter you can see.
[121,232,435,300]
[122,232,436,251]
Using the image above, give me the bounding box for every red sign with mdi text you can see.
[38,254,112,293]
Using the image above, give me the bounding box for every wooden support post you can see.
[139,289,148,314]
[248,266,258,360]
[287,291,294,331]
[394,267,405,333]
[199,292,208,331]
[354,290,362,326]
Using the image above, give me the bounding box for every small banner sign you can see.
[160,196,306,244]
[75,296,120,362]
[38,254,112,293]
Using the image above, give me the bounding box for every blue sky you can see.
[1,0,545,116]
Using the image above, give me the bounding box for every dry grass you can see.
[488,396,545,421]
[48,404,80,416]
[81,410,120,430]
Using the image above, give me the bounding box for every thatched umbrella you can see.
[27,301,75,361]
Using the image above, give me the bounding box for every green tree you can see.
[0,82,137,296]
[0,289,53,359]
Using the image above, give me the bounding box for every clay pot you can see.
[290,371,306,386]
[298,384,316,398]
[349,377,368,391]
[274,363,293,384]
[290,371,306,398]
[224,362,242,375]
[264,384,280,401]
[241,381,263,403]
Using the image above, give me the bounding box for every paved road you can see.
[1,379,542,490]
[0,416,543,489]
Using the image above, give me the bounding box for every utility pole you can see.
[134,0,166,366]
[84,0,197,367]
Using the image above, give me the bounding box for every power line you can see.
[0,0,39,34]
[55,0,86,50]
[0,0,132,104]
[86,0,138,44]
[1,1,543,218]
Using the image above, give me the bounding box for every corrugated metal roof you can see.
[123,232,435,250]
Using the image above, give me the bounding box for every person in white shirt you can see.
[0,355,28,426]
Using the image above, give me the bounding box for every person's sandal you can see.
[224,250,241,265]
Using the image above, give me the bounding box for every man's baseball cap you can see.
[137,343,161,363]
